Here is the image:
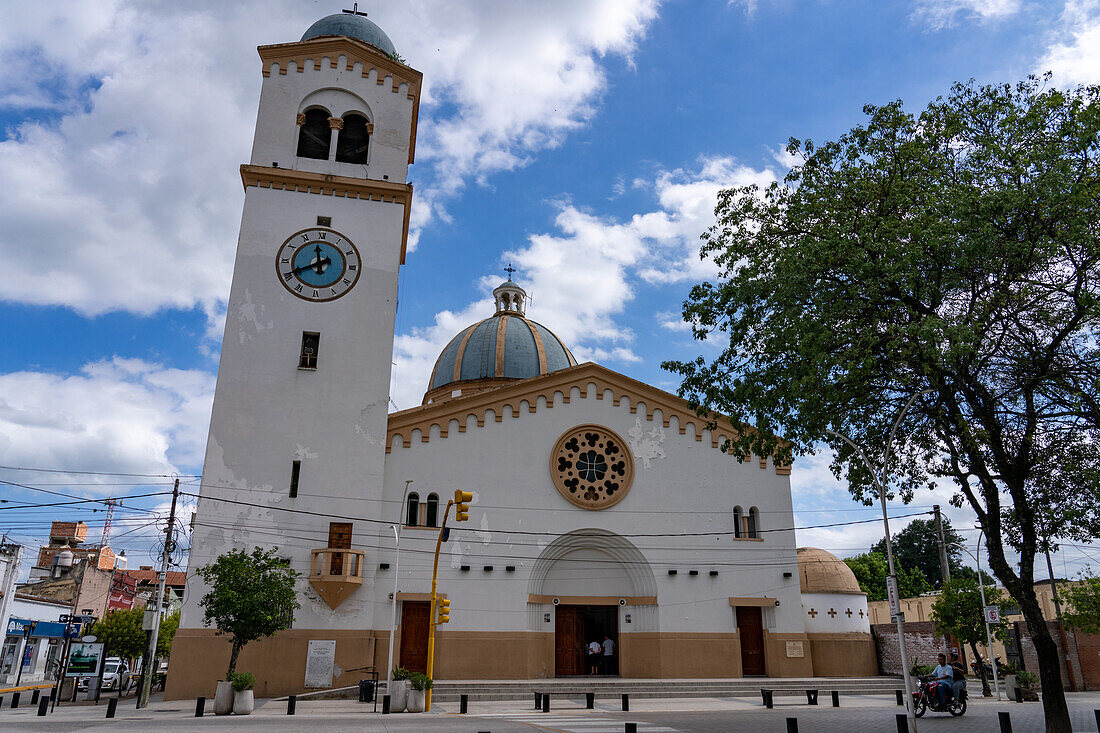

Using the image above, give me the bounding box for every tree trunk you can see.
[1019,592,1071,732]
[227,638,242,678]
[968,640,991,697]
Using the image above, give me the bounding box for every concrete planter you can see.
[233,689,254,715]
[406,689,425,712]
[213,680,234,715]
[388,680,407,712]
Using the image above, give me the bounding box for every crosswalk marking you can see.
[470,711,679,732]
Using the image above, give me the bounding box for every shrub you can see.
[391,667,410,681]
[229,671,256,691]
[408,672,433,691]
[1015,671,1039,689]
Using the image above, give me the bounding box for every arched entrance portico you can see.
[527,529,658,677]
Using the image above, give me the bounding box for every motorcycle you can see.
[970,655,1012,680]
[912,675,967,717]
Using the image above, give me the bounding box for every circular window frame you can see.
[549,424,635,510]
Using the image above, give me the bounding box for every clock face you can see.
[276,227,361,302]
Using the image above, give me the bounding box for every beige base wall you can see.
[167,628,869,699]
[807,633,878,677]
[762,632,815,677]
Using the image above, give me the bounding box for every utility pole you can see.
[933,505,951,586]
[137,477,179,709]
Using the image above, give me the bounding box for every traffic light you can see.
[436,597,451,624]
[454,490,473,522]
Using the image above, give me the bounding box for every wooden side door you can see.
[328,522,352,575]
[737,606,766,676]
[555,606,583,676]
[399,601,430,673]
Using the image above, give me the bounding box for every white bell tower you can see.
[179,11,421,641]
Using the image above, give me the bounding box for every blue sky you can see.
[1,0,1097,577]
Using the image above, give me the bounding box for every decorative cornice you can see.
[240,164,412,265]
[257,37,423,164]
[528,594,657,606]
[386,362,792,475]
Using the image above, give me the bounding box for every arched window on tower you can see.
[733,506,743,538]
[297,108,332,160]
[425,493,439,528]
[406,492,420,527]
[748,507,760,539]
[335,113,370,164]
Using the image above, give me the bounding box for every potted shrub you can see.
[213,678,234,715]
[230,671,256,715]
[1014,670,1040,701]
[406,672,432,712]
[389,667,410,712]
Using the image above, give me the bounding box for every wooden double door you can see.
[736,605,766,676]
[555,605,618,676]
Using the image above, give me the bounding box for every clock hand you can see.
[291,256,331,276]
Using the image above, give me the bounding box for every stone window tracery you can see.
[550,424,634,510]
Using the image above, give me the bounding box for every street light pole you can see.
[975,530,1002,700]
[828,388,931,733]
[386,480,413,688]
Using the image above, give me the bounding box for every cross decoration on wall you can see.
[807,608,818,618]
[845,609,853,618]
[827,608,837,618]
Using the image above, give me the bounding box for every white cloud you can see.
[0,359,214,495]
[912,0,1021,29]
[0,2,660,319]
[1038,1,1100,85]
[389,155,775,409]
[658,311,693,332]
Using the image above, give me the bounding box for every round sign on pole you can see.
[81,635,97,643]
[984,606,1000,624]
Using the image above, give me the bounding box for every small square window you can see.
[299,332,319,369]
[316,216,331,227]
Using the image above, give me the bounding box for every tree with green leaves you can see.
[844,551,931,601]
[197,547,300,677]
[1062,575,1100,635]
[931,577,1010,697]
[666,76,1100,731]
[156,610,180,659]
[869,517,964,589]
[87,609,146,662]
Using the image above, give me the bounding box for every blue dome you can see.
[426,311,577,404]
[301,13,397,57]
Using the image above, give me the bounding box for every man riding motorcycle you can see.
[932,654,954,707]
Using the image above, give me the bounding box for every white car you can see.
[77,657,133,692]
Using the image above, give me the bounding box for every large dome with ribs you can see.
[424,280,577,404]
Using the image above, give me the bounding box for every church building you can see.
[167,12,876,699]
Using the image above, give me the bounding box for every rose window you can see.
[550,424,634,510]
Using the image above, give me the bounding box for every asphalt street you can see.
[3,692,1100,732]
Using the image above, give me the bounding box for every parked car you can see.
[76,658,133,692]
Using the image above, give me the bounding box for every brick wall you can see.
[1014,620,1100,691]
[872,621,959,676]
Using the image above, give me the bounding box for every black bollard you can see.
[11,692,20,709]
[896,713,906,733]
[543,692,551,712]
[195,696,205,716]
[460,694,468,714]
[382,694,390,714]
[786,718,798,733]
[288,695,296,715]
[622,693,629,711]
[895,689,904,705]
[1014,687,1022,703]
[535,692,542,709]
[626,723,638,733]
[37,696,49,717]
[31,689,40,704]
[1095,710,1100,730]
[765,690,773,709]
[999,711,1013,733]
[831,690,839,707]
[587,692,594,709]
[106,698,118,718]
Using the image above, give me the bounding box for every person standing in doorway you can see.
[601,634,616,675]
[587,640,602,675]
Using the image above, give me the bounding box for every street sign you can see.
[58,614,71,623]
[984,605,1001,624]
[887,576,901,616]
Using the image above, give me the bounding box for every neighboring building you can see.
[797,548,876,676]
[16,552,114,621]
[1,593,72,686]
[29,521,116,581]
[108,567,187,613]
[166,12,877,700]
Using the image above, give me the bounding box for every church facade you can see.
[166,13,876,700]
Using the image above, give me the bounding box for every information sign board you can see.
[65,642,104,677]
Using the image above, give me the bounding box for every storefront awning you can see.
[5,618,69,638]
